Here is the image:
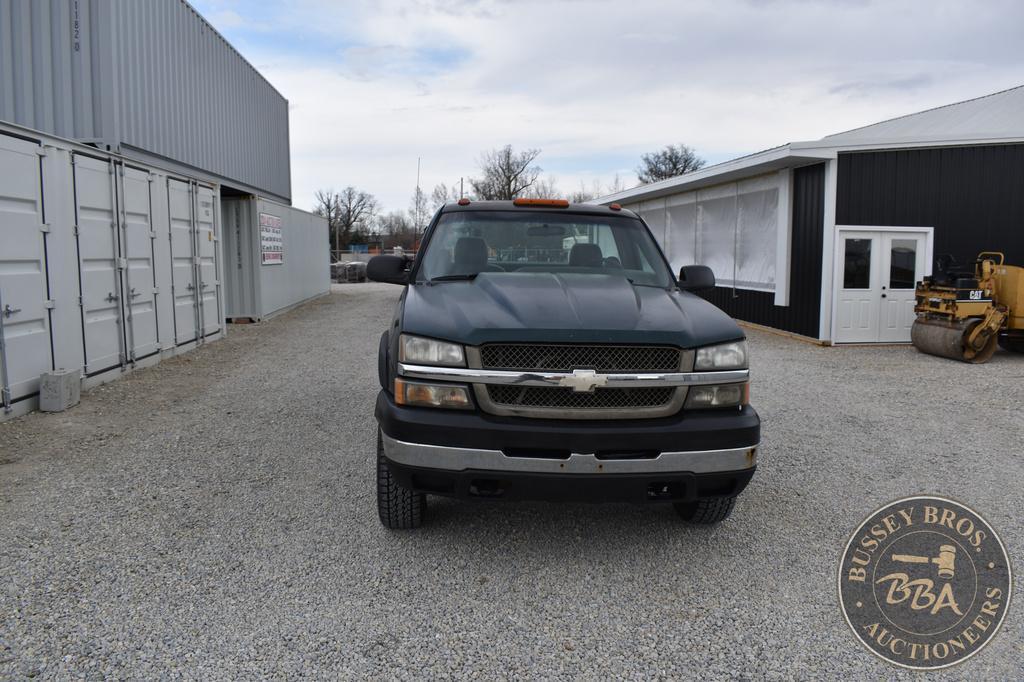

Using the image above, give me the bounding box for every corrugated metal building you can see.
[0,0,328,419]
[599,85,1024,345]
[0,0,290,202]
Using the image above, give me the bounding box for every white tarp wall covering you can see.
[630,172,790,301]
[0,123,224,419]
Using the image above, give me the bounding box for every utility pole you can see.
[415,157,422,248]
[333,198,340,262]
[460,177,464,199]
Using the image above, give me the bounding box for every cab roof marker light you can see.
[457,198,471,206]
[609,203,622,211]
[512,198,570,208]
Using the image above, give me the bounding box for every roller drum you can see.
[911,318,997,363]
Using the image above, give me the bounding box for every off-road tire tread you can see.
[376,430,425,529]
[675,496,736,524]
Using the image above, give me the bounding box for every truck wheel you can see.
[674,496,736,524]
[376,430,426,529]
[998,335,1024,353]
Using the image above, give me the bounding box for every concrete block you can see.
[39,369,81,412]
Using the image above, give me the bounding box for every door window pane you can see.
[889,239,917,289]
[843,238,872,289]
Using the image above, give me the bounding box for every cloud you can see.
[829,74,935,97]
[206,9,246,29]
[191,0,1024,211]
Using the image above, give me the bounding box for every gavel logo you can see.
[876,544,963,616]
[839,497,1011,670]
[891,544,957,579]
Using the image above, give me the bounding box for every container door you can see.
[194,185,221,337]
[835,232,881,343]
[117,164,159,360]
[73,154,125,374]
[167,178,198,344]
[0,134,52,405]
[878,233,927,343]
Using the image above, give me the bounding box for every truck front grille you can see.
[470,343,688,419]
[486,385,676,410]
[479,343,680,372]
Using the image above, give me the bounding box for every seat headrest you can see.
[454,237,488,272]
[569,243,603,268]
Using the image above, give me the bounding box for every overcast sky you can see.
[191,0,1023,213]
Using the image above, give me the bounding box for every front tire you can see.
[674,496,736,524]
[376,429,426,529]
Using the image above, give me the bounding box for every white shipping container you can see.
[0,120,225,420]
[0,0,291,202]
[221,196,330,320]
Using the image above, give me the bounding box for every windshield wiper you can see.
[625,277,667,289]
[429,273,479,282]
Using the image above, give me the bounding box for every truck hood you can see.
[400,272,743,347]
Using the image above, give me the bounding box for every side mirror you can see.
[367,255,409,285]
[678,265,715,291]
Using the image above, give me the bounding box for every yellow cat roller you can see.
[912,252,1024,363]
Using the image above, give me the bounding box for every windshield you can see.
[417,211,674,287]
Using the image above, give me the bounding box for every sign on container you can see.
[260,213,283,265]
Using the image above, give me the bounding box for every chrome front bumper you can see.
[381,432,758,475]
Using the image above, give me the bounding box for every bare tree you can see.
[636,144,705,184]
[377,211,417,250]
[470,145,542,200]
[606,172,627,195]
[338,186,378,248]
[314,187,378,255]
[568,179,607,204]
[522,175,559,199]
[313,189,343,255]
[431,182,463,209]
[409,186,429,237]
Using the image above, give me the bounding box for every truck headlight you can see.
[685,383,749,409]
[399,334,465,366]
[694,340,747,370]
[394,379,472,409]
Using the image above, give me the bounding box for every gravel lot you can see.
[1,282,1021,679]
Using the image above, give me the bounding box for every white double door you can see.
[74,155,160,374]
[835,229,930,343]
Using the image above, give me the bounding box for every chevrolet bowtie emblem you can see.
[558,368,608,393]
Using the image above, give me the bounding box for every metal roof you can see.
[818,84,1024,146]
[599,84,1024,205]
[597,145,830,205]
